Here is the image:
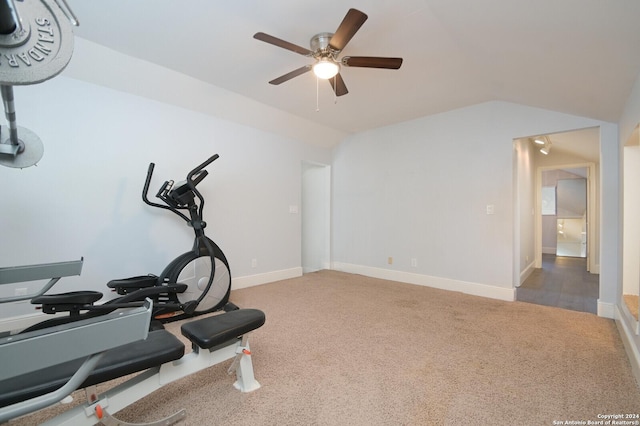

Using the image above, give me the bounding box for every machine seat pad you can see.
[107,275,158,289]
[31,291,103,306]
[0,329,184,409]
[181,309,265,350]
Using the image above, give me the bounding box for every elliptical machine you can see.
[107,154,232,321]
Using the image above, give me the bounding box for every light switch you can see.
[486,204,495,215]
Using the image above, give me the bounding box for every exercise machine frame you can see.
[0,261,265,425]
[108,154,232,322]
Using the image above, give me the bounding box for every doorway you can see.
[514,127,600,314]
[301,161,330,273]
[543,169,588,258]
[536,163,595,271]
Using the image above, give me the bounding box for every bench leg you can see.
[95,404,185,426]
[228,335,261,392]
[82,385,186,426]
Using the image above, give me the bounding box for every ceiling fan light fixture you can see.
[534,138,546,145]
[313,58,340,79]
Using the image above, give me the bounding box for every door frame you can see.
[534,162,597,272]
[301,161,331,273]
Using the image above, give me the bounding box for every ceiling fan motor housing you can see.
[310,32,336,58]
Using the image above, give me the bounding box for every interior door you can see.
[556,178,587,257]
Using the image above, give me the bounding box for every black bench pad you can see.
[32,291,103,306]
[107,275,158,289]
[181,309,265,350]
[0,329,184,408]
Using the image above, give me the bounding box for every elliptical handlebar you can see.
[141,163,156,206]
[186,154,218,220]
[141,162,190,222]
[187,154,218,186]
[140,154,220,223]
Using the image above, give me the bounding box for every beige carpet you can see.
[10,270,640,425]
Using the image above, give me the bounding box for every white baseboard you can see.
[332,263,515,301]
[519,261,535,286]
[615,304,640,387]
[232,267,303,290]
[597,299,616,319]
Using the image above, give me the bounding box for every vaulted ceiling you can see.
[66,0,640,138]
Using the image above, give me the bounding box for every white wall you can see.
[513,138,535,284]
[617,71,640,382]
[0,41,332,319]
[620,73,640,146]
[332,101,616,303]
[623,146,640,296]
[599,123,621,313]
[64,39,348,149]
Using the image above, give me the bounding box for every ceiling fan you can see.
[253,8,403,97]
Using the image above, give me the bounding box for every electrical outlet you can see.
[388,257,393,265]
[411,258,417,268]
[251,258,257,268]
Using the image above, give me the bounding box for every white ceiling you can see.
[65,0,640,137]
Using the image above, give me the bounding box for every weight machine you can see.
[0,2,266,424]
[0,261,265,425]
[0,0,77,168]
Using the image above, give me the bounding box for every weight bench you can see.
[0,304,266,425]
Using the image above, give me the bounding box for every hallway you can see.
[516,254,599,314]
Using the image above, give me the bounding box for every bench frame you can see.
[43,331,260,426]
[0,259,263,425]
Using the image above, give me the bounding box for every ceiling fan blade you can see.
[329,8,368,51]
[328,73,349,96]
[342,56,403,69]
[268,65,312,85]
[253,32,313,56]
